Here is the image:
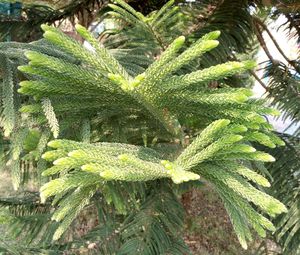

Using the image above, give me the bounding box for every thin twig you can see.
[254,22,277,65]
[249,69,268,91]
[255,18,300,73]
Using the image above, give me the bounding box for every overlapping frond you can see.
[118,185,190,255]
[104,0,184,51]
[264,135,300,255]
[0,192,58,252]
[18,24,279,141]
[262,60,300,135]
[40,119,287,246]
[0,39,80,190]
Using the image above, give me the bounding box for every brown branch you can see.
[254,21,277,65]
[249,69,268,91]
[254,18,300,73]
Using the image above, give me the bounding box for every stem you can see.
[255,18,300,73]
[249,69,268,91]
[254,22,277,65]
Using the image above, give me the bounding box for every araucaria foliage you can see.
[0,0,289,254]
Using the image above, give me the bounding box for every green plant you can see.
[0,0,294,254]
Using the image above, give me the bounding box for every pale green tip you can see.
[200,39,219,51]
[210,40,219,48]
[258,153,275,162]
[81,165,88,171]
[245,146,256,153]
[24,51,36,60]
[53,228,63,241]
[17,65,27,72]
[258,229,267,238]
[206,30,221,40]
[268,143,276,149]
[214,30,221,38]
[267,200,288,215]
[81,164,96,171]
[267,155,276,162]
[41,152,49,160]
[43,31,57,41]
[41,170,48,177]
[68,150,81,158]
[173,35,185,49]
[240,239,248,250]
[230,135,244,143]
[108,3,118,10]
[118,154,129,161]
[43,30,52,37]
[41,24,50,31]
[223,119,231,125]
[50,215,57,222]
[53,158,64,165]
[282,204,288,213]
[3,130,11,137]
[176,35,186,44]
[47,140,61,148]
[19,81,29,87]
[237,125,248,133]
[75,24,90,38]
[263,179,271,188]
[17,88,24,94]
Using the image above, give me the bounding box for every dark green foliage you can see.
[263,61,300,135]
[0,0,106,42]
[263,135,300,255]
